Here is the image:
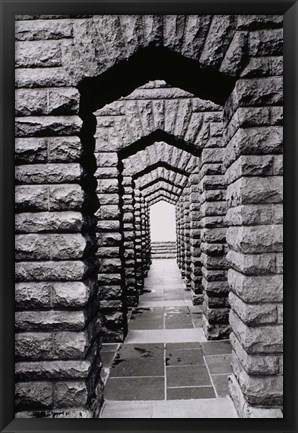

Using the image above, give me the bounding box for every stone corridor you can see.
[99,259,237,418]
[14,14,283,419]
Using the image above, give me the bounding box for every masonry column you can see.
[133,188,144,292]
[95,148,126,342]
[121,173,138,307]
[224,73,283,417]
[189,172,203,305]
[199,129,230,340]
[183,185,192,288]
[15,90,103,417]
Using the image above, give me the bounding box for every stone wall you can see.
[15,14,283,418]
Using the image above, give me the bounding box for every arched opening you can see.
[150,200,177,241]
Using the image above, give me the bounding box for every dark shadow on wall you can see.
[78,45,236,113]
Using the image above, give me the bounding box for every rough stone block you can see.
[200,201,227,217]
[95,152,118,167]
[15,332,53,360]
[98,232,122,247]
[226,225,283,254]
[219,31,248,76]
[16,40,61,67]
[249,29,283,56]
[15,310,86,331]
[15,19,73,41]
[199,15,236,67]
[49,185,84,211]
[96,179,119,194]
[98,205,120,219]
[240,56,283,78]
[229,292,277,326]
[15,89,47,116]
[16,382,53,409]
[16,360,91,381]
[52,282,90,308]
[228,269,283,303]
[48,88,80,114]
[99,258,122,273]
[203,304,230,324]
[16,163,81,184]
[229,373,283,418]
[230,332,279,375]
[15,67,74,88]
[15,211,83,234]
[98,273,122,285]
[54,381,88,408]
[225,155,275,184]
[15,260,86,281]
[227,249,281,275]
[232,355,282,405]
[231,77,283,108]
[201,252,228,270]
[53,332,89,359]
[224,126,283,169]
[201,228,226,243]
[202,313,231,340]
[203,279,230,296]
[15,282,52,309]
[225,204,282,226]
[15,116,82,137]
[49,136,82,162]
[226,177,283,207]
[15,185,48,211]
[230,310,283,354]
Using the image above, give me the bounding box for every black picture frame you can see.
[0,1,297,432]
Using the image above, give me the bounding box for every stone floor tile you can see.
[211,374,230,397]
[125,328,206,344]
[100,400,153,418]
[109,357,164,377]
[166,342,201,350]
[201,340,232,355]
[166,365,211,387]
[151,398,238,418]
[101,343,119,353]
[166,348,205,367]
[104,377,165,400]
[205,354,232,374]
[167,386,215,400]
[101,351,116,368]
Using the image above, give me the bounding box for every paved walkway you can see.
[99,259,237,418]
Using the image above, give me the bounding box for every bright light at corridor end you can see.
[149,201,177,242]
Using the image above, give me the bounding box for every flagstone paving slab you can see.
[100,398,238,418]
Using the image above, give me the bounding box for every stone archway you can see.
[15,14,283,418]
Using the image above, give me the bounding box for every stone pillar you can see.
[224,75,283,417]
[95,149,127,342]
[144,201,152,272]
[15,90,103,416]
[176,200,183,270]
[189,172,203,304]
[183,185,192,287]
[199,126,230,340]
[121,175,138,307]
[133,188,144,292]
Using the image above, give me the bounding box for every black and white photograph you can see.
[10,10,287,422]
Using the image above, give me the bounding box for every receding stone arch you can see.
[148,194,177,206]
[139,177,184,192]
